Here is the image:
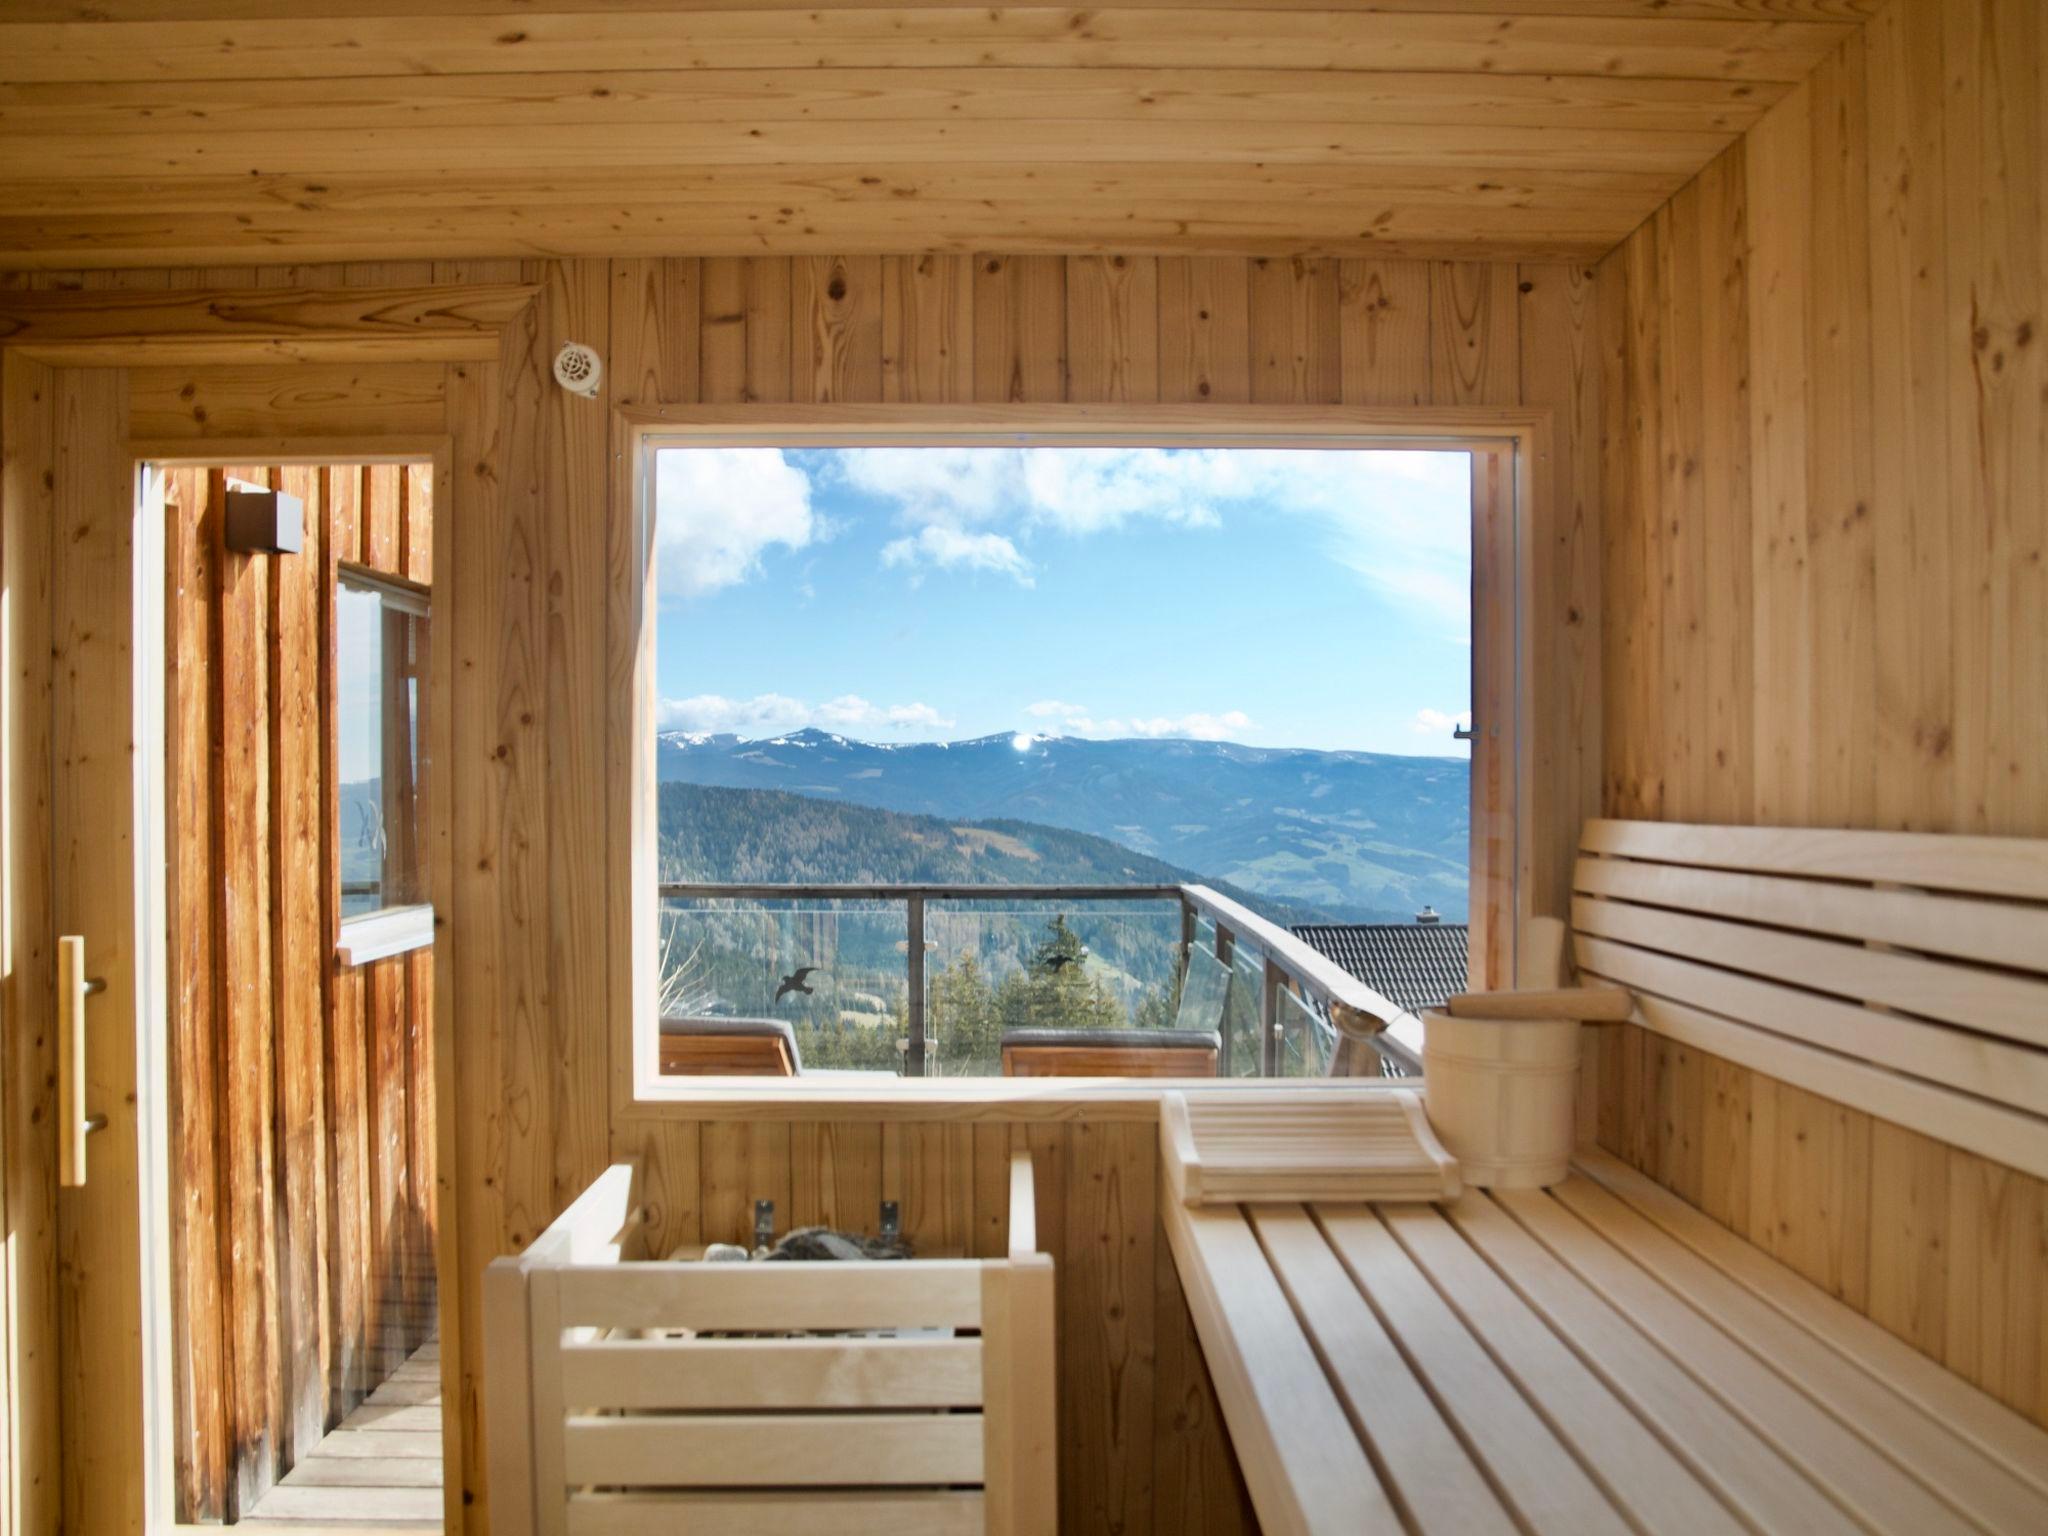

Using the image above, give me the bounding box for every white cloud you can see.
[1024,700,1254,742]
[659,692,952,738]
[815,695,953,732]
[655,448,817,600]
[1412,707,1472,738]
[880,525,1033,584]
[825,445,1470,622]
[1126,711,1253,741]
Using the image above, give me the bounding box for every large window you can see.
[336,566,430,945]
[636,437,1501,1088]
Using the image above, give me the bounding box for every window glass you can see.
[646,444,1476,1083]
[337,571,429,918]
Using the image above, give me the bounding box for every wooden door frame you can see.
[1,280,537,1535]
[609,402,1546,1120]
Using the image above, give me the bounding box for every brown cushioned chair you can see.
[999,1027,1220,1078]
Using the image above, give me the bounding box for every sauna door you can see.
[43,377,157,1534]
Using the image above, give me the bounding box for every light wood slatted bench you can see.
[1163,1148,2048,1536]
[1166,818,2048,1534]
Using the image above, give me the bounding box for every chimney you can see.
[1415,906,1440,925]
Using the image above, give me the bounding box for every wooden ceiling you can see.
[0,2,1876,270]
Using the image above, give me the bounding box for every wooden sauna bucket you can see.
[1420,1008,1580,1188]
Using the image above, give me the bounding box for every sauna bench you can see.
[1162,1145,2048,1536]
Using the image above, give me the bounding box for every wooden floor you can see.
[242,1338,443,1530]
[1165,1148,2048,1536]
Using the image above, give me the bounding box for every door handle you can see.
[58,936,108,1188]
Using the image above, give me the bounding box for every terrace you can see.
[652,881,1426,1082]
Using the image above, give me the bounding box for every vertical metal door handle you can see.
[58,935,108,1189]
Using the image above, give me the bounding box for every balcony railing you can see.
[655,881,1424,1079]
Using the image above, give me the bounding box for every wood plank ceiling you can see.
[0,2,1875,269]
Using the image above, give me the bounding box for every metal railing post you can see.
[905,893,927,1077]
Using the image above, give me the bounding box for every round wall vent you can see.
[553,341,603,398]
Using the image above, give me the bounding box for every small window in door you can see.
[336,566,429,931]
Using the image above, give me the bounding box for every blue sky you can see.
[653,446,1472,756]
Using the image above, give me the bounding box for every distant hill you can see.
[657,781,1330,929]
[659,728,1469,922]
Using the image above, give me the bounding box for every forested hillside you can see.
[653,782,1304,1073]
[656,781,1325,926]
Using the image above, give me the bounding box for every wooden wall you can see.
[0,249,1603,1534]
[597,248,1603,1536]
[1595,0,2047,1428]
[163,461,438,1521]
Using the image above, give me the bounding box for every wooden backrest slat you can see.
[1581,818,2048,900]
[1573,855,2045,974]
[1573,930,2048,1118]
[1572,894,2048,1049]
[1575,818,2048,1159]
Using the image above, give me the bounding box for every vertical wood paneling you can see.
[1064,255,1159,404]
[1430,262,1521,405]
[1516,261,1603,940]
[444,344,505,1534]
[973,255,1067,403]
[881,1121,974,1257]
[793,255,883,404]
[271,462,329,1465]
[51,366,146,1536]
[167,460,437,1520]
[700,256,793,404]
[365,958,405,1378]
[1691,147,1754,827]
[1338,258,1432,407]
[1,349,60,1536]
[1868,1121,1951,1360]
[1945,1156,2045,1415]
[1865,0,1954,833]
[165,466,228,1522]
[881,254,974,404]
[1151,1206,1260,1535]
[324,952,371,1408]
[540,260,611,1220]
[1249,256,1339,404]
[217,462,287,1511]
[1741,89,1814,827]
[1061,1123,1157,1535]
[1158,257,1250,405]
[613,1120,699,1261]
[1803,37,1879,830]
[790,1121,883,1233]
[611,257,700,412]
[1601,3,2045,1425]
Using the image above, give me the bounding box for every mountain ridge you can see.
[659,727,1469,922]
